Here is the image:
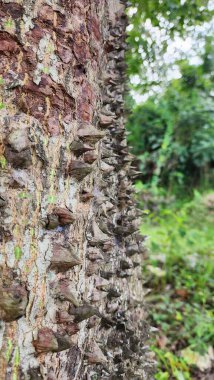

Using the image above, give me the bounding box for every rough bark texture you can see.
[0,1,154,379]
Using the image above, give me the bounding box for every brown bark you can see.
[0,0,154,379]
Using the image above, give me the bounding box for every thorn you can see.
[0,195,6,207]
[95,276,109,292]
[87,221,111,245]
[70,139,94,156]
[53,207,75,225]
[7,128,30,152]
[100,161,114,174]
[120,259,133,270]
[45,214,59,229]
[33,328,74,353]
[0,283,28,322]
[86,262,100,276]
[56,310,75,324]
[87,247,104,261]
[67,160,92,181]
[117,269,132,278]
[102,240,115,252]
[50,243,81,271]
[69,304,101,323]
[85,342,107,364]
[108,287,121,299]
[77,126,104,143]
[53,279,80,307]
[83,150,97,164]
[99,114,115,127]
[100,270,115,280]
[79,190,94,202]
[4,146,32,169]
[64,322,80,336]
[94,277,110,291]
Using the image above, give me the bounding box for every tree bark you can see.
[0,0,154,379]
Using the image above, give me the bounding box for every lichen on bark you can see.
[0,0,154,379]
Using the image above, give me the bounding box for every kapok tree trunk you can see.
[0,1,154,379]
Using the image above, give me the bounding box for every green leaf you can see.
[155,372,169,380]
[147,265,166,277]
[175,311,183,321]
[143,209,150,215]
[174,371,186,380]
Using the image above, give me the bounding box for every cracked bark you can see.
[0,0,154,379]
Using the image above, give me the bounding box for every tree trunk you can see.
[0,1,153,379]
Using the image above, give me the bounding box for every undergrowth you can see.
[140,189,214,380]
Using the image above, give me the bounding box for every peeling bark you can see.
[0,0,154,379]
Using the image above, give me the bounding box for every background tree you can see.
[126,0,214,193]
[127,43,214,192]
[127,0,214,93]
[0,1,152,379]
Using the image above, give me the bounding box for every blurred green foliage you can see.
[127,39,214,193]
[141,191,214,379]
[126,0,214,89]
[126,0,214,193]
[126,2,214,378]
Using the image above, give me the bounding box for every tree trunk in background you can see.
[0,1,153,379]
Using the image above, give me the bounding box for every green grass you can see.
[141,190,214,379]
